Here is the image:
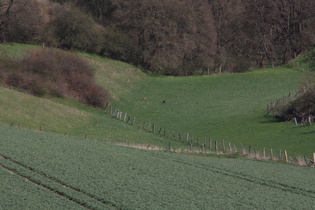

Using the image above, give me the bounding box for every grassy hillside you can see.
[0,85,179,148]
[0,44,180,149]
[1,125,315,209]
[77,52,149,103]
[113,67,315,157]
[1,43,314,157]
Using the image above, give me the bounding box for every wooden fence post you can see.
[124,113,127,122]
[284,150,288,163]
[270,148,273,160]
[313,153,315,166]
[209,139,212,149]
[202,144,205,153]
[240,144,244,155]
[222,140,225,152]
[262,147,266,159]
[215,141,218,154]
[228,142,232,153]
[186,133,189,143]
[294,117,298,126]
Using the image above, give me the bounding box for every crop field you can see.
[1,124,315,209]
[0,168,85,209]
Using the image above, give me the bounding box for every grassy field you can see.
[112,68,315,157]
[1,124,315,209]
[1,43,314,157]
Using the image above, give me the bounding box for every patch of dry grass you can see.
[0,87,91,132]
[78,53,149,103]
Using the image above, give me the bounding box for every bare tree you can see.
[210,0,247,72]
[0,0,16,42]
[0,0,46,43]
[237,0,315,67]
[113,0,216,75]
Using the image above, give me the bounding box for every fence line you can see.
[107,106,315,167]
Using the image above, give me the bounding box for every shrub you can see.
[276,74,315,122]
[84,85,109,108]
[0,49,109,107]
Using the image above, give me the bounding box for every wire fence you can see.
[107,105,315,167]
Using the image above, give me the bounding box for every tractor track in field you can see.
[0,163,91,209]
[150,153,315,199]
[0,154,119,210]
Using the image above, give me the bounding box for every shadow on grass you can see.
[300,129,315,135]
[259,116,283,124]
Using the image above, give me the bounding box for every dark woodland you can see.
[1,0,315,75]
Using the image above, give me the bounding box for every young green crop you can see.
[0,166,85,209]
[1,125,315,209]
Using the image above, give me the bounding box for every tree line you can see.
[1,0,315,75]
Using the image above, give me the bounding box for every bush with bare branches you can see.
[0,49,109,107]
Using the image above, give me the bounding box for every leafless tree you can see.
[113,0,216,75]
[0,0,46,43]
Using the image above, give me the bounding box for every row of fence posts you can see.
[108,106,315,167]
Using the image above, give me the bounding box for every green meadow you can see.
[1,43,315,157]
[110,68,314,157]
